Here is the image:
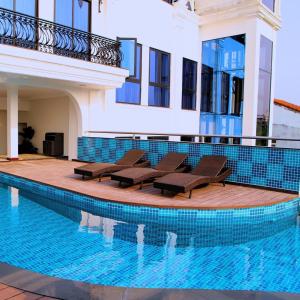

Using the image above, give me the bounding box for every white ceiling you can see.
[0,86,65,100]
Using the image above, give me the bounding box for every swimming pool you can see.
[0,176,300,293]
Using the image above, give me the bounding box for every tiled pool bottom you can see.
[0,180,300,293]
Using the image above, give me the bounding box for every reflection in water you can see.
[10,187,19,207]
[22,190,298,248]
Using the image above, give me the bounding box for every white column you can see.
[68,100,78,161]
[7,86,19,160]
[242,26,260,146]
[141,45,150,106]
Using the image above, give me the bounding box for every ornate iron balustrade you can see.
[0,7,122,67]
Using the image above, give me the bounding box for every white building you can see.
[0,0,281,160]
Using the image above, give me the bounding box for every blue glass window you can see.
[149,48,170,107]
[118,38,137,77]
[200,34,246,140]
[0,0,37,42]
[262,0,275,11]
[55,0,90,54]
[116,44,142,104]
[55,0,90,30]
[182,58,197,110]
[0,0,36,14]
[55,0,72,27]
[0,0,13,9]
[256,35,273,142]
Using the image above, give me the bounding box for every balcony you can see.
[0,7,128,90]
[0,7,122,67]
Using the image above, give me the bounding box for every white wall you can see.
[88,0,201,135]
[0,110,29,155]
[273,105,300,148]
[26,97,70,156]
[0,110,6,155]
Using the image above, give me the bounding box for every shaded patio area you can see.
[0,159,296,209]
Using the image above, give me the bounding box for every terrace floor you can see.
[0,159,296,209]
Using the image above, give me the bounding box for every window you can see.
[116,44,142,104]
[0,0,37,44]
[182,58,197,110]
[55,0,90,31]
[200,34,246,139]
[262,0,275,12]
[200,64,213,112]
[0,0,37,15]
[256,35,273,143]
[149,48,170,107]
[118,38,137,77]
[55,0,91,55]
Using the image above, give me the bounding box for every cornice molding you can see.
[196,0,281,30]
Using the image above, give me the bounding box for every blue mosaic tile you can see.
[77,137,300,192]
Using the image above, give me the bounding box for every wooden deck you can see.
[0,283,55,300]
[0,159,296,209]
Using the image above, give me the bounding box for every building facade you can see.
[0,0,281,160]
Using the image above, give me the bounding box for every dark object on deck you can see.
[18,126,38,154]
[153,155,232,198]
[74,150,148,180]
[43,133,64,157]
[111,152,188,189]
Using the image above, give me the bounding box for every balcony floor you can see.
[0,159,296,209]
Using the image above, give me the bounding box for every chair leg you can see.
[82,175,85,180]
[139,182,143,190]
[98,175,102,182]
[161,189,164,195]
[118,181,122,187]
[222,181,226,187]
[189,190,193,199]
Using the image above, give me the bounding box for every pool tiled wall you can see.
[78,137,300,193]
[1,171,298,226]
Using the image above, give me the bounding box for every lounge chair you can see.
[74,149,148,180]
[110,152,188,189]
[153,155,232,198]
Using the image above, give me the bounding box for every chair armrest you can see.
[135,160,151,168]
[211,167,232,183]
[174,164,191,173]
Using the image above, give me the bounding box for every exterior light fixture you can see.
[99,0,103,12]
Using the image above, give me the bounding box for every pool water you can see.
[0,183,300,293]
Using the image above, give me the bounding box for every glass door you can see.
[55,0,91,58]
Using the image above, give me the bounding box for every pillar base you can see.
[7,157,19,161]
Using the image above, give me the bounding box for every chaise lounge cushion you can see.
[74,149,146,178]
[154,173,211,193]
[110,152,188,186]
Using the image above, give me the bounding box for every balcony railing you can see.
[0,7,122,67]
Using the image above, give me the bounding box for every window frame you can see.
[181,57,198,111]
[116,43,142,105]
[200,63,214,113]
[148,47,171,108]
